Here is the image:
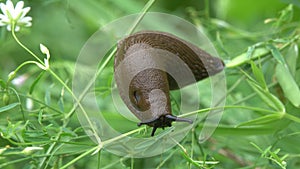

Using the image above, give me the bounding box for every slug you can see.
[114,31,224,136]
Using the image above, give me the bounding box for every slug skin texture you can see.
[114,31,224,136]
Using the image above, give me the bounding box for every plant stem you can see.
[11,25,43,64]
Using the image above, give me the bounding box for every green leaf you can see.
[266,44,286,65]
[58,87,65,112]
[181,152,198,167]
[226,47,269,68]
[285,43,298,76]
[0,102,20,113]
[38,108,44,124]
[237,114,283,127]
[29,71,45,94]
[275,63,300,107]
[45,88,51,106]
[251,61,267,90]
[247,80,285,112]
[246,46,255,59]
[58,96,65,112]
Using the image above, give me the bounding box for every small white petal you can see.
[2,18,9,23]
[0,3,7,16]
[40,44,50,58]
[0,14,5,19]
[21,7,30,17]
[6,24,11,31]
[15,1,24,13]
[24,22,32,27]
[0,15,9,23]
[44,58,49,69]
[6,0,13,7]
[0,2,4,9]
[11,74,28,87]
[6,0,14,16]
[26,22,31,27]
[14,25,20,31]
[19,16,31,23]
[26,98,33,110]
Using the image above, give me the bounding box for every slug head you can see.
[129,69,192,136]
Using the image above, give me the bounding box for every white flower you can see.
[11,73,29,87]
[0,0,32,31]
[40,43,50,69]
[26,97,33,110]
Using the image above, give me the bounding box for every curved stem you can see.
[8,87,25,121]
[11,24,44,64]
[7,60,43,83]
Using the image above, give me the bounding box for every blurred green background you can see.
[1,0,300,168]
[0,0,296,72]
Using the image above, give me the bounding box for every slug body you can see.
[114,31,224,136]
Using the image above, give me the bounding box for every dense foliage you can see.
[1,0,300,168]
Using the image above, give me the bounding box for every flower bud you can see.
[21,147,43,155]
[3,93,10,105]
[8,71,16,82]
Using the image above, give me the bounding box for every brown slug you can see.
[114,31,224,136]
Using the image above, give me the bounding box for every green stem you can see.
[60,146,100,169]
[7,61,43,84]
[60,127,145,169]
[8,87,26,121]
[284,113,300,123]
[126,0,156,35]
[181,105,279,118]
[11,24,43,64]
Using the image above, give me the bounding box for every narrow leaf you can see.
[181,152,202,168]
[45,88,51,106]
[251,61,267,90]
[29,71,45,94]
[237,114,283,127]
[246,46,255,59]
[267,44,286,65]
[0,102,20,113]
[247,80,285,112]
[226,47,269,68]
[285,43,298,76]
[275,63,300,107]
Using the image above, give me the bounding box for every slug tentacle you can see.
[165,114,193,124]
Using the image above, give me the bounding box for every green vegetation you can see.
[1,0,300,168]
